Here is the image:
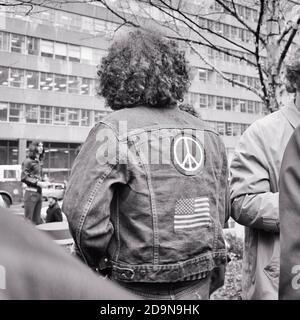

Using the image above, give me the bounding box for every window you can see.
[41,40,54,58]
[223,24,230,38]
[253,9,258,22]
[198,69,207,82]
[80,78,92,95]
[216,122,225,135]
[54,74,67,92]
[26,70,39,89]
[199,94,207,108]
[27,37,39,55]
[54,42,67,60]
[0,31,10,51]
[0,102,8,121]
[241,124,248,134]
[198,17,207,28]
[188,92,198,106]
[224,98,231,111]
[216,96,223,110]
[232,99,239,112]
[240,100,246,112]
[238,29,245,42]
[247,77,253,87]
[70,14,82,31]
[231,26,238,39]
[239,75,246,84]
[92,48,103,65]
[81,47,93,64]
[68,76,79,94]
[53,107,66,125]
[40,72,53,91]
[225,123,232,136]
[208,95,215,109]
[11,34,25,53]
[81,110,91,126]
[247,101,254,113]
[232,123,240,136]
[232,74,239,87]
[216,73,223,86]
[10,68,25,88]
[82,16,94,32]
[207,47,214,60]
[94,111,106,123]
[255,101,261,114]
[0,66,9,86]
[67,108,80,126]
[40,106,52,124]
[9,103,23,122]
[223,51,230,62]
[25,104,39,123]
[68,44,80,62]
[215,22,222,34]
[94,19,106,34]
[245,7,251,20]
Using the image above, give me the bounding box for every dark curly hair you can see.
[97,29,190,110]
[178,103,200,118]
[28,141,45,161]
[285,47,300,93]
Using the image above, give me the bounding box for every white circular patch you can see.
[172,135,204,176]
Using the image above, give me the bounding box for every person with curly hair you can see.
[230,47,300,300]
[63,29,229,300]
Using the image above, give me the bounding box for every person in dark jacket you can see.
[63,29,230,300]
[21,141,50,225]
[46,197,63,223]
[279,124,300,299]
[0,207,138,300]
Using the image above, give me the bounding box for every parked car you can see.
[42,182,65,201]
[0,194,5,208]
[0,165,23,208]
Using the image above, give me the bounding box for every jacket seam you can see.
[75,162,117,267]
[132,143,160,265]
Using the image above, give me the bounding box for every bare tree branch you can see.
[188,42,264,100]
[277,14,300,72]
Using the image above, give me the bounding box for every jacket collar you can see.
[282,101,300,129]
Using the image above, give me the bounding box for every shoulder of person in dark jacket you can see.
[0,207,139,300]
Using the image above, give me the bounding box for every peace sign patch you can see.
[171,133,205,176]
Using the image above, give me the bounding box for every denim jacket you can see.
[63,105,229,283]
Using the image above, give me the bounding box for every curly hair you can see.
[285,47,300,93]
[178,103,200,118]
[97,29,190,110]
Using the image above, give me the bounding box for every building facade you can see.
[0,1,266,181]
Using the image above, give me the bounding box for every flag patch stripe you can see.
[174,222,211,229]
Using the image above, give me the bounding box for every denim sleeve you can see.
[217,137,230,227]
[62,123,128,269]
[21,159,39,187]
[230,122,279,233]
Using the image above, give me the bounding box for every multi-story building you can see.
[0,1,266,181]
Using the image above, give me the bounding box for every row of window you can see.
[189,44,267,68]
[0,31,105,65]
[0,102,108,126]
[186,93,266,114]
[214,1,259,23]
[1,6,118,38]
[206,120,250,137]
[0,66,95,95]
[192,67,260,89]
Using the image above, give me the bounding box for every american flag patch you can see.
[174,197,211,231]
